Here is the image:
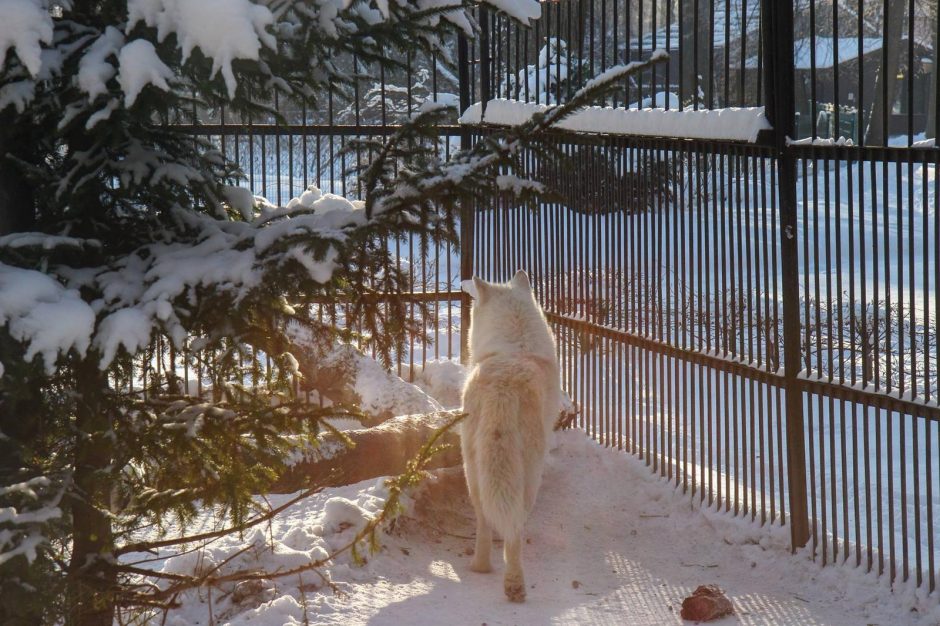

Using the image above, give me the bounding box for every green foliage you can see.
[0,0,475,622]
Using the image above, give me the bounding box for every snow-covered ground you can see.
[147,429,937,625]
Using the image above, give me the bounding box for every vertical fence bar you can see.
[458,32,474,364]
[480,8,491,116]
[763,0,810,551]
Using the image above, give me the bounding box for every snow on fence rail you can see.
[458,98,772,143]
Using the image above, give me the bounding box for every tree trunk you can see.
[0,111,36,235]
[67,360,116,626]
[679,0,711,107]
[865,0,906,145]
[927,23,938,138]
[272,411,464,493]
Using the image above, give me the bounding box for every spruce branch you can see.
[360,51,671,218]
[111,410,465,608]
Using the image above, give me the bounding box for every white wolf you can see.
[461,270,560,603]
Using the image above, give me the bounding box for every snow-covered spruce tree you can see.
[0,1,480,623]
[0,0,664,622]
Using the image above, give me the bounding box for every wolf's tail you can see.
[471,363,546,539]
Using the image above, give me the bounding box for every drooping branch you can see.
[112,411,466,609]
[355,51,672,219]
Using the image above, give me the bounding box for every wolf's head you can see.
[468,270,555,361]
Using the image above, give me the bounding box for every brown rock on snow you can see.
[680,585,734,622]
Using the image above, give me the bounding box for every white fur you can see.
[461,270,561,602]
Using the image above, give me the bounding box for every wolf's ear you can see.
[472,276,489,304]
[511,269,530,291]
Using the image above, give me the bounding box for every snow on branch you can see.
[0,475,63,567]
[117,38,174,106]
[482,0,540,25]
[0,185,367,374]
[0,0,53,77]
[126,0,276,99]
[0,264,95,373]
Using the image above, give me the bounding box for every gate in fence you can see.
[185,0,940,596]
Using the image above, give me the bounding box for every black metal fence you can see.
[462,0,940,596]
[174,0,940,597]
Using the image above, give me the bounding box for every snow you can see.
[482,0,540,26]
[582,51,669,91]
[0,0,53,76]
[505,39,570,104]
[789,136,855,147]
[117,39,174,106]
[0,265,95,373]
[0,502,61,526]
[94,307,153,368]
[0,510,60,566]
[254,190,366,251]
[0,79,36,112]
[223,184,257,220]
[793,37,887,71]
[407,358,467,408]
[888,132,936,149]
[632,90,681,110]
[0,232,99,250]
[0,476,50,498]
[77,27,125,100]
[459,99,772,143]
[495,173,545,195]
[146,430,934,625]
[85,98,119,128]
[126,0,276,99]
[322,496,372,533]
[0,475,62,567]
[332,346,443,419]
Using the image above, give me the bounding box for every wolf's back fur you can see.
[462,355,548,536]
[461,270,560,602]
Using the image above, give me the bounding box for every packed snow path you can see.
[166,430,934,625]
[309,432,926,625]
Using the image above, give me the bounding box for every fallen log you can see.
[272,410,464,493]
[272,400,579,494]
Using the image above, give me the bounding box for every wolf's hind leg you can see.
[503,533,525,602]
[466,469,493,573]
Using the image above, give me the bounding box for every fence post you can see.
[457,32,474,364]
[761,0,810,551]
[479,7,491,115]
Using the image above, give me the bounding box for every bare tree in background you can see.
[927,0,938,138]
[866,0,906,144]
[679,0,711,106]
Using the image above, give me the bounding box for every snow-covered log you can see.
[274,392,578,493]
[273,410,463,493]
